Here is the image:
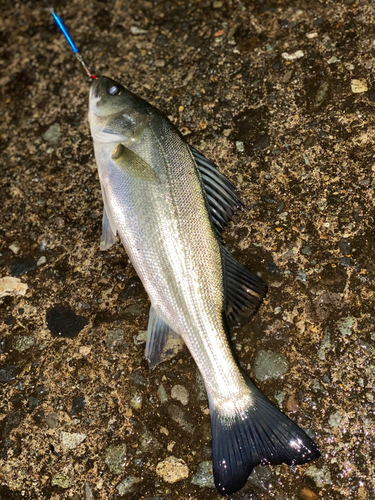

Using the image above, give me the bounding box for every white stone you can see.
[60,431,86,450]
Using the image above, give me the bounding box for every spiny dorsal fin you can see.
[190,146,244,237]
[220,245,268,326]
[145,306,184,369]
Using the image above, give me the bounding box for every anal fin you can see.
[145,306,184,369]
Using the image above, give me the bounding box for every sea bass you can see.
[88,76,320,495]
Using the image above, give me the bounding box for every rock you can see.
[46,306,88,338]
[51,472,72,488]
[0,365,19,383]
[70,396,86,415]
[10,258,36,277]
[248,466,273,491]
[104,443,127,475]
[28,396,39,408]
[305,465,331,487]
[195,371,207,401]
[235,141,245,152]
[46,412,59,429]
[134,331,147,345]
[295,270,307,284]
[107,328,124,350]
[154,59,165,68]
[13,336,35,352]
[157,384,168,404]
[328,412,342,428]
[37,255,47,267]
[139,424,162,452]
[301,246,312,256]
[167,404,195,434]
[131,371,147,389]
[43,122,61,144]
[130,26,148,35]
[281,50,304,61]
[117,475,142,495]
[337,317,355,337]
[299,487,320,500]
[156,456,189,483]
[130,389,142,410]
[9,243,20,254]
[317,330,331,361]
[191,461,215,488]
[171,385,189,405]
[61,431,86,450]
[254,350,289,382]
[351,79,368,93]
[0,276,28,298]
[85,481,94,500]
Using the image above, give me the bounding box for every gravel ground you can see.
[1,0,374,499]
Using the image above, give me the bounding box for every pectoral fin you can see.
[112,143,159,183]
[145,306,184,369]
[100,185,117,251]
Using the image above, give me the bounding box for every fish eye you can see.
[108,85,121,96]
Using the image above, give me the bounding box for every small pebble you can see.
[157,384,168,404]
[154,59,165,68]
[61,431,86,450]
[281,50,304,61]
[13,336,35,352]
[156,456,189,483]
[10,258,36,277]
[43,123,61,145]
[351,79,368,93]
[305,465,332,487]
[171,385,189,405]
[328,412,342,428]
[337,317,355,337]
[168,404,195,434]
[104,443,127,475]
[191,461,215,488]
[130,389,143,410]
[235,141,245,152]
[37,256,47,267]
[300,486,320,500]
[51,472,72,489]
[9,243,20,254]
[254,350,289,382]
[46,412,59,429]
[117,476,142,495]
[0,277,28,298]
[106,329,124,350]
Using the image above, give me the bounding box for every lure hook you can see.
[43,0,97,79]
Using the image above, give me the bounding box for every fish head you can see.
[89,76,151,145]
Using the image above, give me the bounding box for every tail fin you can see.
[209,376,320,496]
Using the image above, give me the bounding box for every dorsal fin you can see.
[190,147,244,237]
[220,245,268,325]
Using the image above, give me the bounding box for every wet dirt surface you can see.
[0,0,374,499]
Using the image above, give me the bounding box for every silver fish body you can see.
[89,76,320,495]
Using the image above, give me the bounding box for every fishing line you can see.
[43,0,97,79]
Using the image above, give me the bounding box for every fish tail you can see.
[208,375,320,496]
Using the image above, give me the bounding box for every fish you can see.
[88,75,320,496]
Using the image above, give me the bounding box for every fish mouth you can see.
[90,77,101,101]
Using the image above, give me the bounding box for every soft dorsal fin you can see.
[145,306,184,369]
[220,245,268,325]
[100,184,118,251]
[190,146,244,237]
